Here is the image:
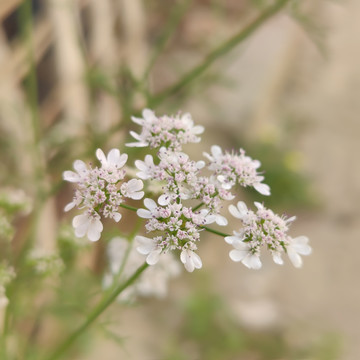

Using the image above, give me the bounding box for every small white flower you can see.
[135,155,155,180]
[180,249,202,272]
[287,236,312,268]
[200,209,228,226]
[72,213,103,242]
[96,148,128,170]
[229,240,262,270]
[204,145,270,195]
[137,198,157,219]
[63,160,88,183]
[121,179,144,200]
[228,201,248,220]
[136,236,162,265]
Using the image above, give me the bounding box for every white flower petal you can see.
[229,249,248,262]
[287,249,303,268]
[192,125,204,135]
[137,209,152,219]
[73,160,87,173]
[129,131,143,141]
[63,170,80,183]
[243,254,262,269]
[272,252,283,265]
[136,236,155,255]
[113,212,122,222]
[96,149,107,166]
[291,236,312,255]
[125,141,148,147]
[224,236,239,245]
[254,183,271,196]
[158,194,171,206]
[87,219,103,242]
[211,145,222,157]
[215,215,228,226]
[72,213,89,227]
[147,249,162,265]
[229,202,248,219]
[64,201,76,212]
[144,198,157,211]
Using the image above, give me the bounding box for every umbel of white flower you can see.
[225,201,312,269]
[63,108,311,273]
[63,149,144,241]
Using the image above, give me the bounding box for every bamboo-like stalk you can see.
[48,0,89,137]
[88,0,121,132]
[0,28,35,182]
[118,0,148,109]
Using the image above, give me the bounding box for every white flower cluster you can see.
[204,145,270,195]
[63,149,144,241]
[129,109,280,272]
[103,237,181,301]
[126,109,204,151]
[225,202,311,269]
[63,108,311,277]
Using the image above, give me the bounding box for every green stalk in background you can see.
[149,0,291,107]
[43,262,149,360]
[142,0,193,82]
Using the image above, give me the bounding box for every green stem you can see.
[150,0,290,107]
[192,202,204,212]
[142,0,192,82]
[43,262,149,360]
[201,226,230,238]
[119,203,139,212]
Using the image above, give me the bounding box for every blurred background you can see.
[0,0,359,359]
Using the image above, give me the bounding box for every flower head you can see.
[63,148,144,241]
[204,145,270,195]
[136,198,206,271]
[226,201,310,269]
[126,109,204,151]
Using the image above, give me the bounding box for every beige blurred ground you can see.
[81,1,360,360]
